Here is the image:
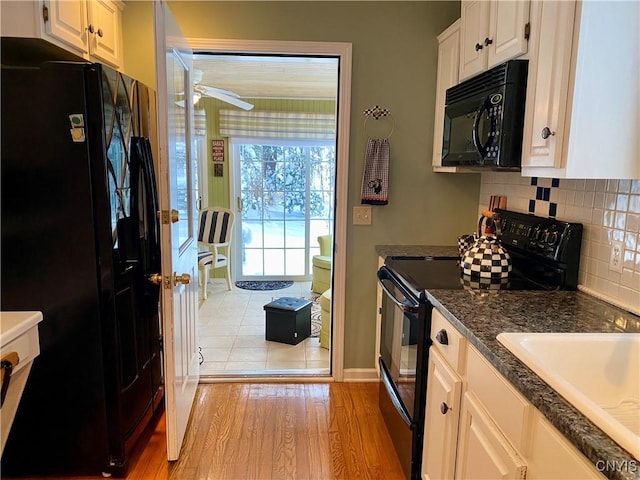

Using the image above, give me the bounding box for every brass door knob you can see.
[174,273,191,286]
[148,273,163,285]
[170,209,179,223]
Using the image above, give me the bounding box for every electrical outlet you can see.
[609,241,624,273]
[353,206,372,225]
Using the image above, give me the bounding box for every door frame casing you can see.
[188,38,351,382]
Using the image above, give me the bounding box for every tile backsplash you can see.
[479,173,640,315]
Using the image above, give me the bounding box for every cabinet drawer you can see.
[465,343,532,452]
[1,325,40,375]
[431,309,466,372]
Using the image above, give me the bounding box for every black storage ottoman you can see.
[264,297,312,345]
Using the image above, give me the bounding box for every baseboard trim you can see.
[343,368,379,382]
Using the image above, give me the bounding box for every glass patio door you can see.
[232,139,334,280]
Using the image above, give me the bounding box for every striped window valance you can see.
[170,108,207,137]
[194,109,206,136]
[219,109,336,140]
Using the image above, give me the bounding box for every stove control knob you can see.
[542,229,550,243]
[530,226,543,242]
[547,231,559,245]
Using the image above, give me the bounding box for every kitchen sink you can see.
[496,332,640,459]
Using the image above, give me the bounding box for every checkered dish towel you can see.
[360,138,389,205]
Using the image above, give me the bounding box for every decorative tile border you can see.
[528,177,559,217]
[479,173,640,312]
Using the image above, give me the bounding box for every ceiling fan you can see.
[191,69,254,111]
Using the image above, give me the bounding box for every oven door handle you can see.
[377,268,419,313]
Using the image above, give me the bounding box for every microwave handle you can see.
[472,98,493,159]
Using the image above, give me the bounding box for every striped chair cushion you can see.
[198,210,232,243]
[198,251,227,267]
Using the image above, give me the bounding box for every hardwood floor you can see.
[15,383,405,480]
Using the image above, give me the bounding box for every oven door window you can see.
[379,277,419,419]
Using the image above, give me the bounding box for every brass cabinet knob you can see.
[174,273,191,286]
[148,273,163,285]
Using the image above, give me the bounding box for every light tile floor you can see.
[198,279,330,376]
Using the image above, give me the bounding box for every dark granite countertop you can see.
[375,245,640,480]
[426,290,640,480]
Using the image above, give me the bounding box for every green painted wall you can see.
[122,1,481,371]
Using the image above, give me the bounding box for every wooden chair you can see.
[197,207,234,299]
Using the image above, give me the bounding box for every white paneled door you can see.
[153,0,199,460]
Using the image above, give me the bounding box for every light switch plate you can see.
[353,206,372,225]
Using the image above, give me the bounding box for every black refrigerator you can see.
[1,45,164,477]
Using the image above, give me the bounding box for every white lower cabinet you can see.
[527,411,605,479]
[422,309,606,480]
[422,348,462,480]
[455,392,527,479]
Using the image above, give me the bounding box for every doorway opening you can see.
[189,41,350,380]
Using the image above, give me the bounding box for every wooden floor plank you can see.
[6,383,405,480]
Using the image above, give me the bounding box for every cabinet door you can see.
[487,0,530,68]
[87,0,122,67]
[455,392,527,480]
[521,0,576,169]
[432,21,460,170]
[459,0,490,81]
[527,412,605,479]
[422,349,462,480]
[44,0,89,54]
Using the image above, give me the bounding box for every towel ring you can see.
[363,106,394,139]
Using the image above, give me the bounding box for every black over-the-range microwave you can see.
[442,59,528,169]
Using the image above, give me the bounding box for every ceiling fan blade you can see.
[199,84,241,98]
[197,84,254,111]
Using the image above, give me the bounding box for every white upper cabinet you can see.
[459,0,530,82]
[44,0,89,54]
[432,20,466,172]
[86,0,122,67]
[0,0,124,69]
[521,0,639,179]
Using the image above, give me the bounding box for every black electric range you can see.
[376,209,583,480]
[384,208,584,299]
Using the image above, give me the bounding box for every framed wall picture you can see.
[212,139,224,162]
[214,163,224,177]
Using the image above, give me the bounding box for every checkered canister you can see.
[461,234,512,283]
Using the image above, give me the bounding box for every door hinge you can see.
[42,4,49,22]
[524,22,531,40]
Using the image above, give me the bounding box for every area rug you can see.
[235,280,294,291]
[308,293,321,338]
